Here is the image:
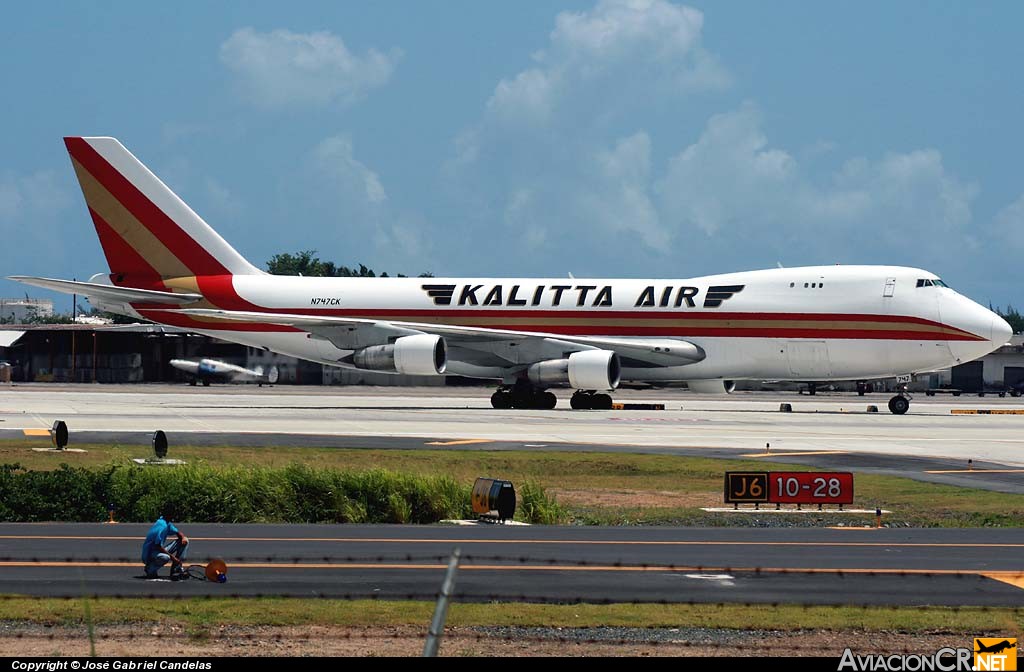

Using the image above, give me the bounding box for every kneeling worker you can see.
[142,512,189,580]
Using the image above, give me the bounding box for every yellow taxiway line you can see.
[424,439,492,446]
[739,450,848,458]
[924,469,1024,474]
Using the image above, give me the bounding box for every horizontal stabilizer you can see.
[7,276,203,305]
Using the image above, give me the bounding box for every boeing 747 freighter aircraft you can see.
[10,137,1012,413]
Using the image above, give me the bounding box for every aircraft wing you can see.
[175,308,705,367]
[8,276,203,305]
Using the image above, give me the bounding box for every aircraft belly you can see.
[182,332,958,384]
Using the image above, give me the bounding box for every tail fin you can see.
[64,137,262,285]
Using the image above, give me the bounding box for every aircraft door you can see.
[883,277,896,297]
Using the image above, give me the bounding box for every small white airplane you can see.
[9,137,1013,414]
[169,358,279,387]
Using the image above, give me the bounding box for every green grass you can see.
[4,439,1024,526]
[1,597,1020,633]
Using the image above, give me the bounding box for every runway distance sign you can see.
[725,471,854,505]
[769,472,854,505]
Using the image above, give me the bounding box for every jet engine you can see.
[352,334,447,375]
[527,350,621,390]
[686,379,736,394]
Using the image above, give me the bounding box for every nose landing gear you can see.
[887,394,910,415]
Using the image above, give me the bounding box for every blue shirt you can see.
[141,517,179,561]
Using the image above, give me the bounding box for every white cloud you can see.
[289,134,434,272]
[441,2,980,277]
[658,104,796,236]
[0,171,70,225]
[311,135,387,205]
[220,28,400,108]
[575,132,666,247]
[444,0,730,275]
[204,178,243,218]
[483,0,727,127]
[995,193,1024,250]
[551,0,705,67]
[656,104,977,261]
[0,170,75,277]
[0,180,22,221]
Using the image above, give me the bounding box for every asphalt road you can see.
[2,523,1022,606]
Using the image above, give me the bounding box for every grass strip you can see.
[4,441,1024,526]
[0,597,1020,633]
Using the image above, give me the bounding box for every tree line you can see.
[993,305,1024,334]
[266,250,433,278]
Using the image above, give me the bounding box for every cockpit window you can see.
[933,279,948,287]
[916,278,947,288]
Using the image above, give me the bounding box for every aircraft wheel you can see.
[509,389,534,409]
[202,380,211,387]
[491,391,512,409]
[570,392,592,410]
[888,395,910,415]
[593,393,613,410]
[540,392,557,410]
[189,380,197,387]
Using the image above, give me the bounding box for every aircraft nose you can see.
[993,314,1013,347]
[943,296,1010,364]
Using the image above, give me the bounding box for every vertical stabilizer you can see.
[64,136,262,283]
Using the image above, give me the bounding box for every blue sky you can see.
[2,1,1022,310]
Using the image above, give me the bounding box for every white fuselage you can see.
[130,265,1008,385]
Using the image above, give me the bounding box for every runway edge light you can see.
[50,420,68,450]
[131,430,186,465]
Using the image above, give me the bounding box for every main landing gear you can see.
[490,384,557,410]
[570,390,613,410]
[488,385,615,410]
[887,394,910,415]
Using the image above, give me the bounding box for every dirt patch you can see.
[0,623,977,657]
[548,488,719,508]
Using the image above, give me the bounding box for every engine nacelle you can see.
[527,350,620,390]
[686,379,736,394]
[352,334,447,375]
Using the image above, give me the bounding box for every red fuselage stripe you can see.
[139,308,982,341]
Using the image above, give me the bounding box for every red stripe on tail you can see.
[65,137,229,277]
[88,207,165,288]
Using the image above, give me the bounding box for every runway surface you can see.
[1,523,1023,606]
[2,384,1023,491]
